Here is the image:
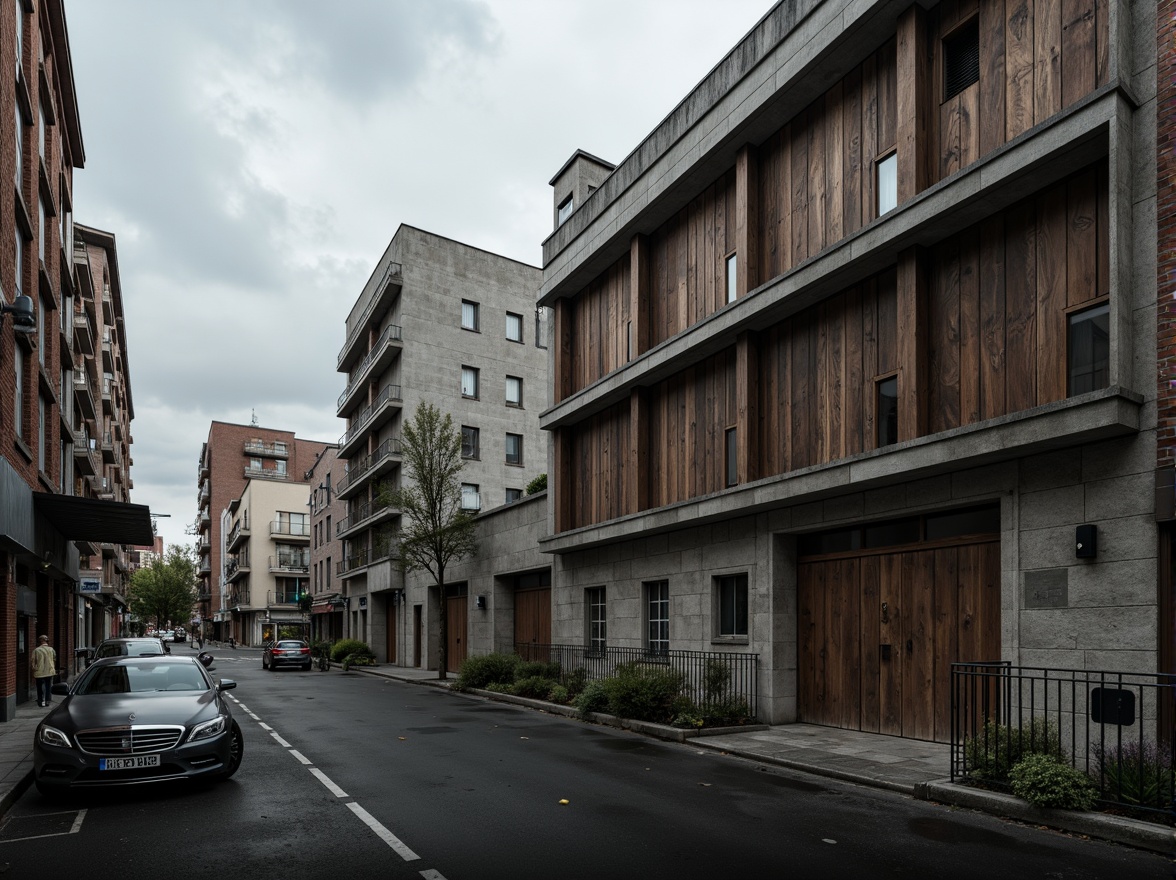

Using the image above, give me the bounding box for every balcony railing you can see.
[244,464,288,481]
[269,555,310,573]
[336,550,369,576]
[267,590,303,606]
[270,520,311,538]
[337,437,401,496]
[337,261,402,369]
[229,589,252,608]
[227,520,249,549]
[336,500,397,537]
[338,384,403,448]
[337,324,403,411]
[243,439,289,457]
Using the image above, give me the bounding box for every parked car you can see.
[33,655,243,796]
[89,637,171,665]
[173,629,186,643]
[262,639,311,671]
[161,630,175,643]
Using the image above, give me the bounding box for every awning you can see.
[33,493,155,546]
[311,593,344,614]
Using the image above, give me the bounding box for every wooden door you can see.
[385,595,398,665]
[514,587,551,661]
[446,595,467,673]
[798,540,999,742]
[413,606,422,667]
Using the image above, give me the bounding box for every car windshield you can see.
[76,662,209,695]
[95,641,163,658]
[276,641,305,649]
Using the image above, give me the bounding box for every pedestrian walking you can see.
[32,635,56,707]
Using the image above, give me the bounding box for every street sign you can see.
[79,578,101,594]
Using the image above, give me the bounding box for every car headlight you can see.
[188,715,227,743]
[37,724,71,749]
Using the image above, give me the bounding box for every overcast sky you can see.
[66,0,772,553]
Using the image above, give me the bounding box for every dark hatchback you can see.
[33,656,243,796]
[262,639,311,671]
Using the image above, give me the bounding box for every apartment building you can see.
[221,477,314,646]
[336,225,546,668]
[196,421,328,640]
[0,1,150,720]
[306,443,345,642]
[537,0,1162,740]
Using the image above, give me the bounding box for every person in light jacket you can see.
[32,635,57,707]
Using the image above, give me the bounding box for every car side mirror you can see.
[217,679,236,691]
[197,652,214,668]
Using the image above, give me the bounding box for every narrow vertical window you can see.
[645,580,669,655]
[1068,303,1110,395]
[14,104,21,191]
[876,152,897,216]
[505,433,523,466]
[586,586,606,651]
[461,425,479,459]
[461,366,479,399]
[726,253,738,304]
[461,300,479,331]
[506,311,523,342]
[725,426,738,487]
[716,574,749,638]
[37,395,45,472]
[943,17,980,102]
[557,195,573,227]
[14,230,21,298]
[876,375,898,447]
[14,346,23,438]
[505,375,522,407]
[461,483,480,511]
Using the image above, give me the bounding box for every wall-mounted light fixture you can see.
[1075,524,1097,559]
[475,595,487,610]
[0,295,35,335]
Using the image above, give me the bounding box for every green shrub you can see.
[699,698,752,728]
[330,639,371,663]
[1009,754,1097,810]
[1095,739,1176,808]
[340,643,376,671]
[484,682,513,694]
[525,473,547,495]
[455,653,521,690]
[549,685,569,704]
[516,660,561,680]
[964,718,1064,782]
[600,662,685,724]
[563,667,588,698]
[575,680,610,716]
[512,676,559,700]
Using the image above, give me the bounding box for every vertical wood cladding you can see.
[567,402,630,530]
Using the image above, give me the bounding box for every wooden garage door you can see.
[446,594,468,673]
[798,539,1000,743]
[514,587,551,660]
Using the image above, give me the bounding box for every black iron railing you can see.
[952,662,1175,818]
[515,643,758,720]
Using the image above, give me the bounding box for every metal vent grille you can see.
[75,725,184,755]
[943,17,980,102]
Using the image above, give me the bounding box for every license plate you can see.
[99,754,160,771]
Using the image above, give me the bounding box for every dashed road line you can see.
[347,802,420,861]
[309,767,349,798]
[289,749,312,765]
[269,731,292,748]
[419,871,449,879]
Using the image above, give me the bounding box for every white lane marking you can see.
[346,802,420,861]
[270,731,292,748]
[70,809,87,834]
[248,714,260,721]
[419,871,448,879]
[258,722,273,731]
[289,749,312,765]
[0,808,87,844]
[309,767,349,798]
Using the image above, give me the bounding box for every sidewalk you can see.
[1,658,1170,855]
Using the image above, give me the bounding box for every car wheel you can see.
[220,720,243,780]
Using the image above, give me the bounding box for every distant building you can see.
[0,2,151,720]
[196,422,328,640]
[335,225,547,667]
[306,444,346,642]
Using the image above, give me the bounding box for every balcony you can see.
[337,384,403,459]
[337,261,402,371]
[101,333,115,372]
[101,430,115,464]
[243,439,289,458]
[244,463,288,481]
[336,324,403,416]
[336,550,370,579]
[227,519,250,551]
[229,588,252,609]
[267,590,302,607]
[198,479,210,504]
[73,430,98,476]
[336,500,398,540]
[101,285,114,325]
[73,309,94,356]
[269,554,310,574]
[225,553,250,583]
[337,437,402,500]
[74,371,95,419]
[270,520,310,541]
[101,376,115,415]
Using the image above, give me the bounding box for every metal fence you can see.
[515,643,758,720]
[951,662,1175,818]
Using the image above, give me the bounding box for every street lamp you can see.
[0,295,35,335]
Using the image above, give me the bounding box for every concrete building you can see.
[536,0,1164,741]
[0,2,151,720]
[306,444,346,641]
[196,421,328,640]
[336,225,546,668]
[222,477,313,646]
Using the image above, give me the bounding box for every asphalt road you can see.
[1,647,1171,879]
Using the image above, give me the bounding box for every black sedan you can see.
[262,639,311,671]
[33,656,243,796]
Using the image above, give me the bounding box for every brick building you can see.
[196,421,328,640]
[536,0,1164,740]
[0,1,150,721]
[306,444,346,642]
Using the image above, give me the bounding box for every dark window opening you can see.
[943,17,980,102]
[1068,303,1109,395]
[725,427,738,487]
[798,504,1000,557]
[877,376,898,447]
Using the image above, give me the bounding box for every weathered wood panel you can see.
[568,402,630,530]
[567,256,630,394]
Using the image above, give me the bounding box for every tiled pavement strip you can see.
[0,648,1169,855]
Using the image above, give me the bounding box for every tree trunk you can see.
[436,565,447,680]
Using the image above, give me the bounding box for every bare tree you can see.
[383,402,477,679]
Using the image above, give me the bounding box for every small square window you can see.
[461,366,479,399]
[716,574,748,638]
[506,375,523,408]
[505,488,523,503]
[506,312,523,343]
[726,253,738,304]
[461,425,480,460]
[877,152,897,216]
[1068,303,1109,395]
[876,375,898,447]
[461,300,480,332]
[725,427,737,487]
[505,433,523,466]
[461,483,480,511]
